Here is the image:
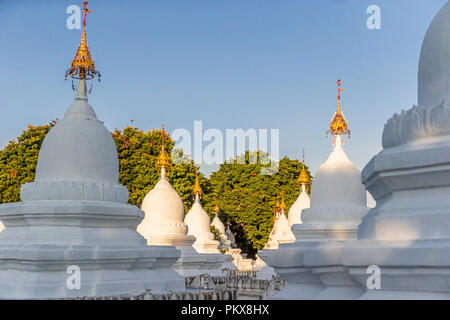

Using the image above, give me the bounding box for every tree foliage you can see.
[204,151,312,258]
[0,123,53,203]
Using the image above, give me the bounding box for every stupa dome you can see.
[382,2,450,148]
[288,187,310,225]
[35,81,119,184]
[225,226,236,246]
[185,199,215,241]
[309,138,366,209]
[418,1,450,107]
[211,214,226,235]
[138,177,187,237]
[273,213,295,242]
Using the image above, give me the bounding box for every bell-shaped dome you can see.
[211,214,226,235]
[288,185,310,226]
[185,198,215,241]
[309,138,366,210]
[269,212,295,243]
[225,226,236,246]
[35,81,119,184]
[137,176,188,238]
[418,1,450,107]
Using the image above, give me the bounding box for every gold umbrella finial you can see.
[193,166,203,198]
[297,148,311,186]
[156,124,170,173]
[326,78,350,139]
[65,1,100,83]
[280,190,286,210]
[213,195,220,214]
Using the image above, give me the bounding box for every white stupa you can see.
[184,169,221,254]
[265,192,296,250]
[343,1,450,299]
[137,131,226,277]
[225,225,236,246]
[261,79,369,299]
[211,203,232,250]
[288,150,311,226]
[0,5,184,299]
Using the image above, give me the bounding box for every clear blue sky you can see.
[0,0,447,176]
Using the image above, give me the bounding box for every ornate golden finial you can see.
[213,195,220,214]
[65,1,100,82]
[156,124,171,170]
[272,208,277,224]
[193,167,203,198]
[297,148,311,186]
[275,199,280,211]
[326,78,350,139]
[280,190,286,210]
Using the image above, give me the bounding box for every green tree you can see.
[204,151,312,258]
[0,123,53,203]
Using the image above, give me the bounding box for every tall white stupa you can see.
[184,168,221,254]
[343,1,450,299]
[0,2,184,298]
[288,150,311,226]
[137,129,226,277]
[261,79,369,299]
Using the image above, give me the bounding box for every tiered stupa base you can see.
[345,132,450,299]
[147,234,227,277]
[260,241,325,300]
[261,206,368,300]
[0,199,184,299]
[344,240,450,299]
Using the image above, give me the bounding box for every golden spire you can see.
[280,190,286,210]
[326,78,350,139]
[156,124,171,170]
[65,1,100,81]
[297,148,311,186]
[193,167,203,198]
[272,208,277,224]
[213,196,220,214]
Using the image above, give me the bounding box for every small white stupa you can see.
[137,129,225,277]
[288,149,311,226]
[0,3,184,299]
[265,191,296,250]
[261,79,369,299]
[184,168,221,254]
[211,201,232,250]
[225,225,236,246]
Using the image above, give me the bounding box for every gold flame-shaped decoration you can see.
[213,196,220,214]
[280,190,286,210]
[297,149,311,186]
[326,79,350,139]
[193,167,203,198]
[156,124,171,169]
[65,1,101,81]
